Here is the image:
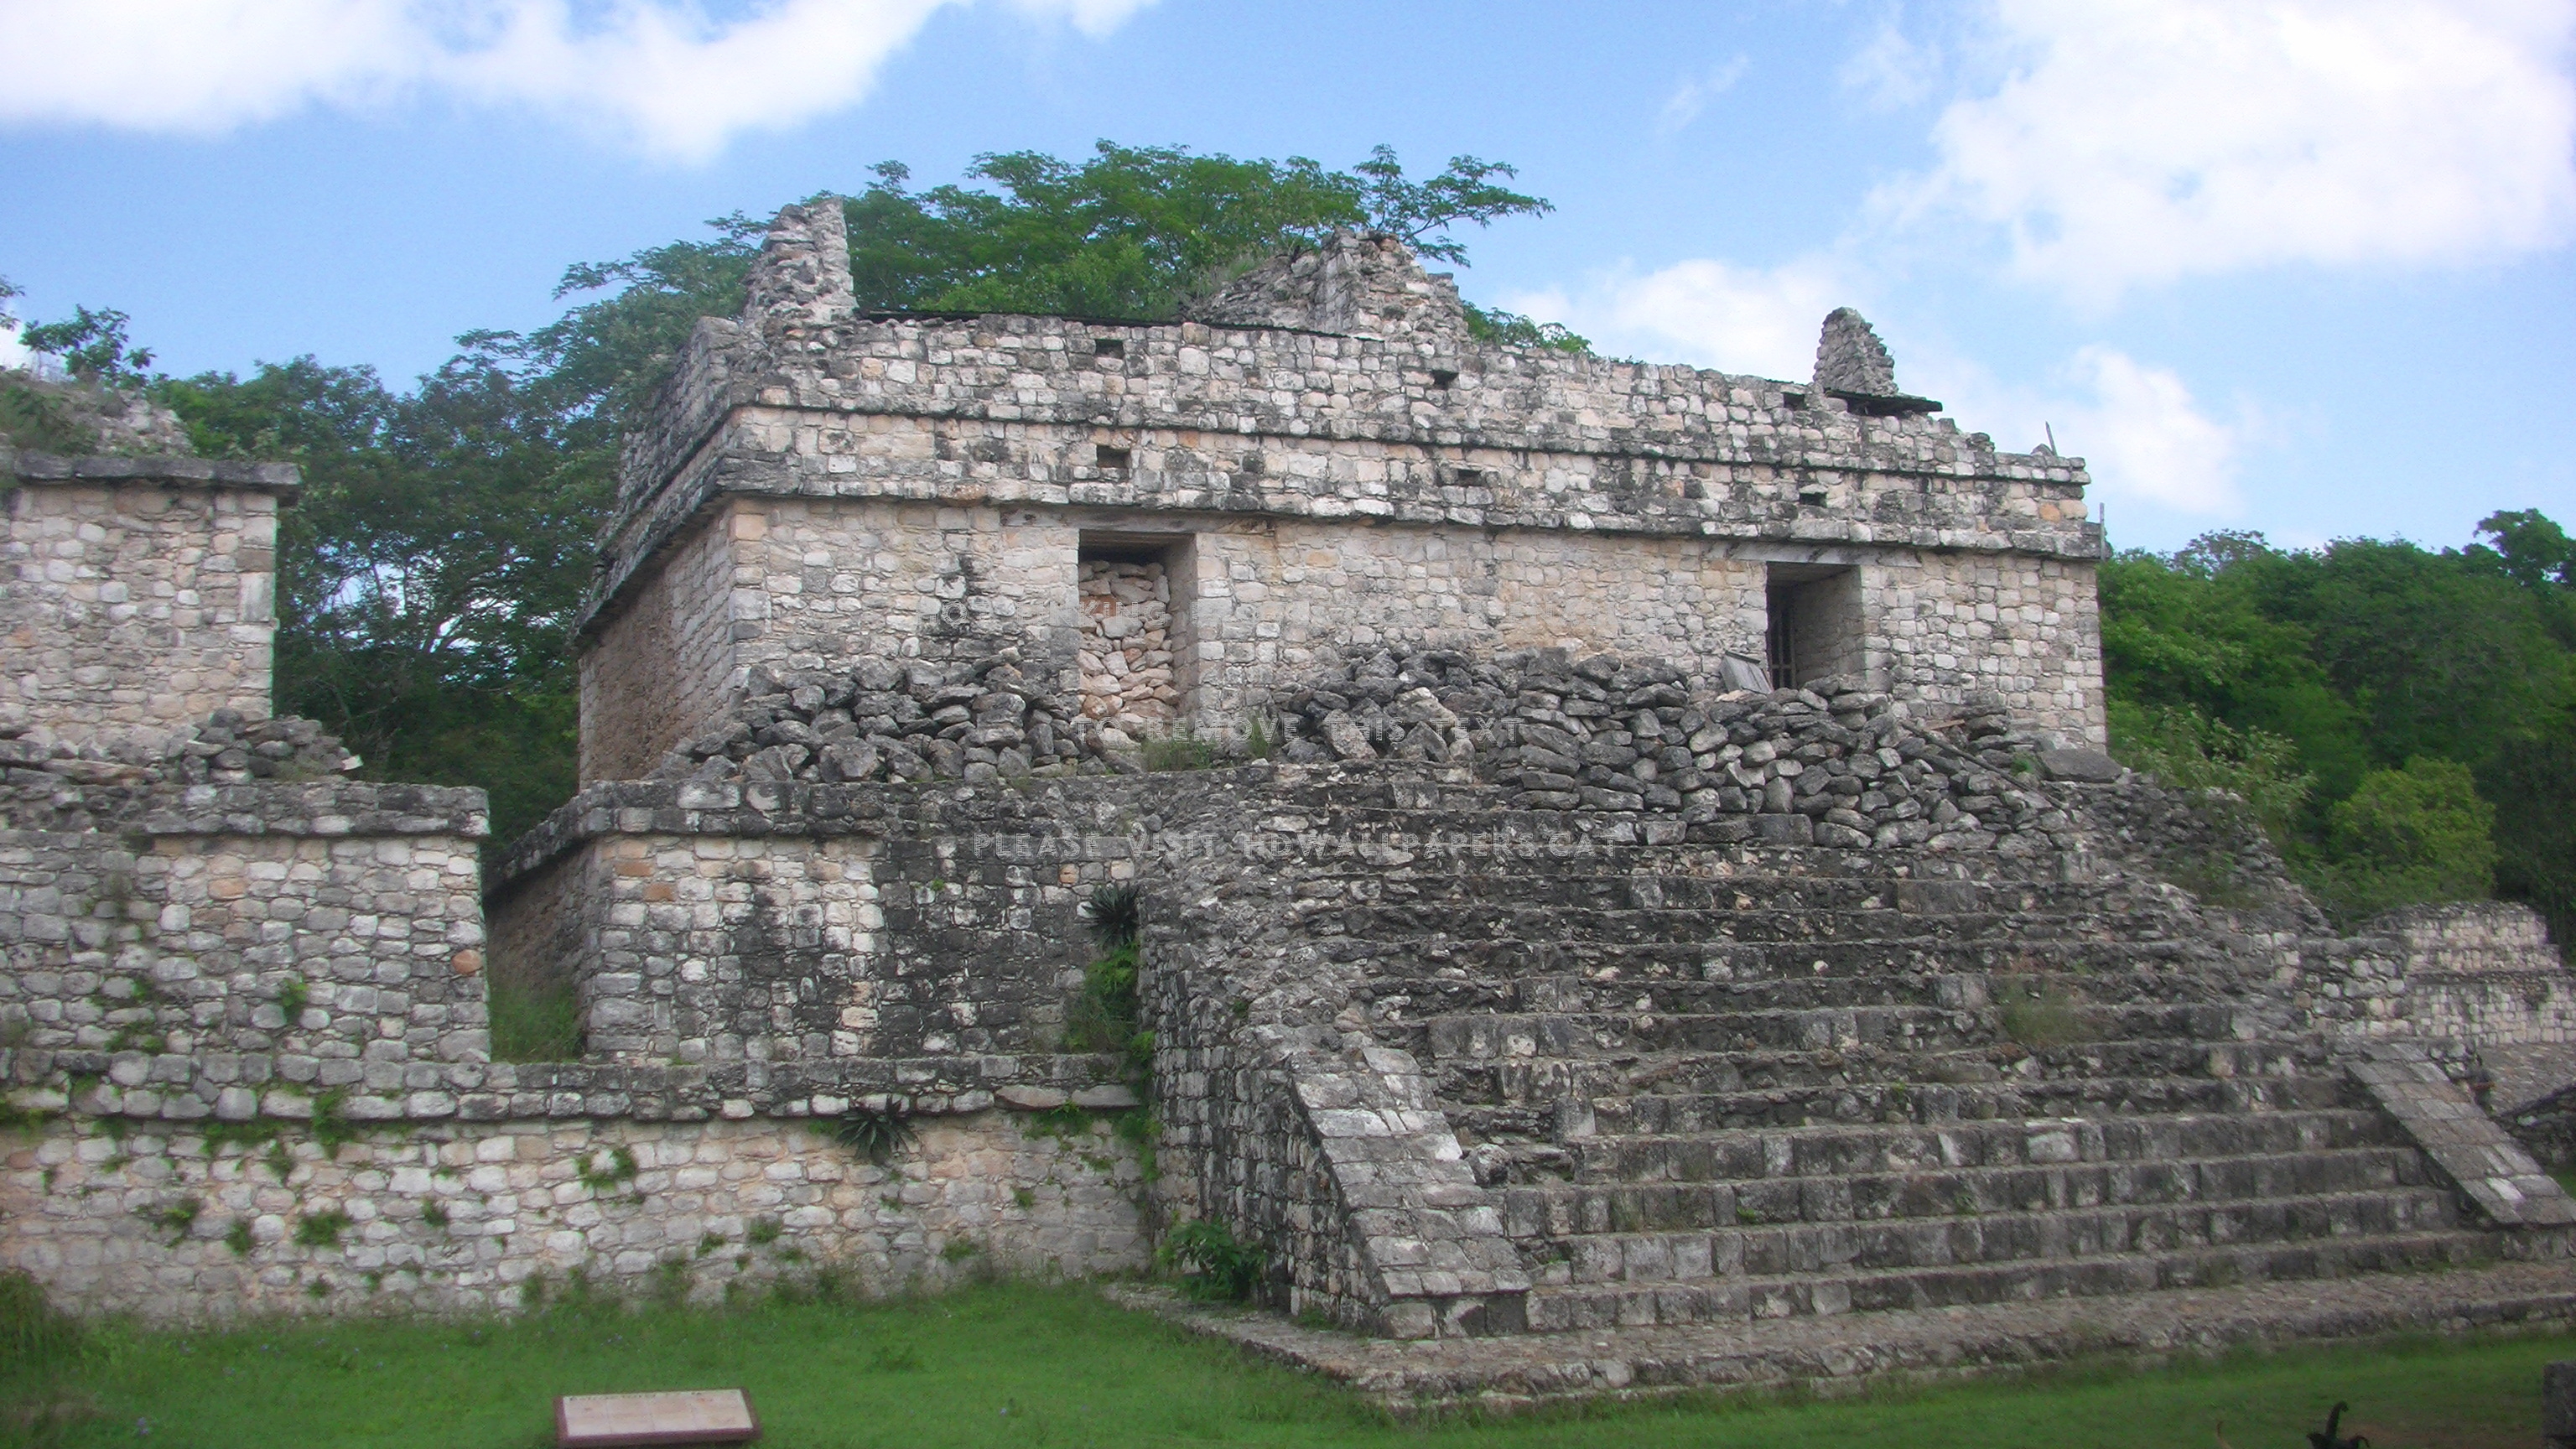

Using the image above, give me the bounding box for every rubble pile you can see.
[1275,647,2106,849]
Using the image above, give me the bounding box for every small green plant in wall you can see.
[817,1107,916,1166]
[576,1145,640,1196]
[1067,883,1150,1074]
[293,1209,354,1249]
[225,1218,255,1256]
[276,976,310,1021]
[136,1196,200,1245]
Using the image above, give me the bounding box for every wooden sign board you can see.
[555,1389,760,1447]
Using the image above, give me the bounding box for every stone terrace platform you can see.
[1119,1257,2576,1411]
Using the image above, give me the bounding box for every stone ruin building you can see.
[8,201,2576,1395]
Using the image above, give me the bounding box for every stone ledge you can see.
[1112,1259,2576,1411]
[0,780,489,838]
[1,1048,1136,1124]
[7,450,302,496]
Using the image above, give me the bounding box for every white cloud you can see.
[1876,0,2576,303]
[1657,55,1749,136]
[1838,18,1940,111]
[1917,344,2245,515]
[0,0,1157,164]
[1505,253,1855,382]
[2054,346,2244,514]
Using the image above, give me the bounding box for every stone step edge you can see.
[1511,1153,2438,1209]
[1518,1188,2464,1280]
[1109,1257,2576,1412]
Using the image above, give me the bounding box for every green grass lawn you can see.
[4,1280,2568,1449]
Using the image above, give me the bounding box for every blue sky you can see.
[3,0,2571,554]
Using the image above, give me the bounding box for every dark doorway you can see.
[1765,564,1863,689]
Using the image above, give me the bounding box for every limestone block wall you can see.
[2,1109,1144,1318]
[2312,902,2576,1051]
[579,511,745,784]
[1182,517,1768,728]
[580,496,1084,784]
[0,784,491,1076]
[486,777,1156,1067]
[1870,551,2103,744]
[2,457,300,752]
[492,834,884,1064]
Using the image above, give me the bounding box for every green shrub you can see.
[1139,732,1216,772]
[1160,1218,1265,1302]
[1997,983,2093,1050]
[2109,701,2314,844]
[1067,884,1150,1070]
[2311,757,2500,921]
[817,1107,917,1166]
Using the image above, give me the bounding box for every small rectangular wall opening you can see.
[1765,563,1864,689]
[1078,532,1192,737]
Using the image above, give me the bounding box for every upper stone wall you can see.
[3,451,301,753]
[592,205,2096,633]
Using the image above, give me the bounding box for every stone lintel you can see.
[7,449,303,499]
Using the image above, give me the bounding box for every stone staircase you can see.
[1281,823,2503,1332]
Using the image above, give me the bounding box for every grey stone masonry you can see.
[575,201,2105,784]
[2347,1041,2576,1227]
[3,450,301,754]
[0,782,492,1073]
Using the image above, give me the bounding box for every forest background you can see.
[5,143,2569,946]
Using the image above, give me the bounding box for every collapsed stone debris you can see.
[1273,646,2091,849]
[0,709,360,788]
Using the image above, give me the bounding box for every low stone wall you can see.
[0,782,491,1072]
[2,1108,1143,1318]
[2308,902,2576,1050]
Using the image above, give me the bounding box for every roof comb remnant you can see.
[1811,307,1943,418]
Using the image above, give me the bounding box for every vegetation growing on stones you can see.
[1160,1218,1265,1302]
[1068,884,1150,1072]
[818,1107,917,1166]
[293,1209,354,1249]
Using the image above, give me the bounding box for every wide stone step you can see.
[1403,1006,1988,1061]
[1358,959,2236,1018]
[1530,1185,2460,1286]
[1519,1229,2491,1330]
[1360,943,2225,1000]
[1572,1106,2402,1165]
[1492,1134,2422,1234]
[1439,1065,2344,1133]
[1421,1036,2308,1103]
[1405,1003,2235,1063]
[1315,903,2141,946]
[1553,1135,2430,1202]
[1357,936,2220,984]
[1287,870,2132,916]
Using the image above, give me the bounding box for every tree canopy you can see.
[2101,518,2576,934]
